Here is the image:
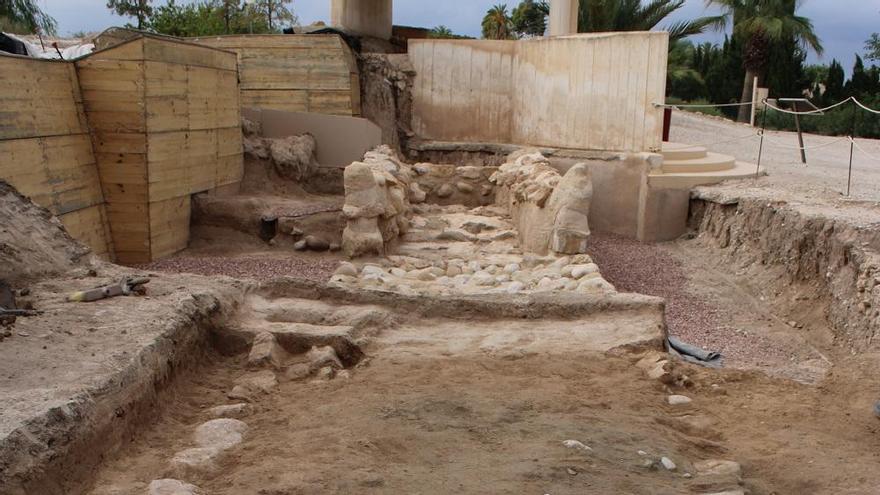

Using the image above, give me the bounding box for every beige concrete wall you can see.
[409,32,668,153]
[409,40,516,144]
[331,0,393,40]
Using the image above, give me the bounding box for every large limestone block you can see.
[343,162,385,219]
[343,216,385,257]
[548,163,593,254]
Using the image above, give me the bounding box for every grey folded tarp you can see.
[667,336,722,368]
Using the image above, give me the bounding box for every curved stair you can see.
[650,142,762,189]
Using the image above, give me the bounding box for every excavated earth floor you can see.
[5,168,880,494]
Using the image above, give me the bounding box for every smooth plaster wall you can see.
[409,32,669,153]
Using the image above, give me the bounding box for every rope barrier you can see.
[760,134,852,151]
[853,99,880,115]
[852,139,880,163]
[654,101,755,108]
[656,96,880,116]
[762,97,854,115]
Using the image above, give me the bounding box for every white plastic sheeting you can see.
[3,32,94,60]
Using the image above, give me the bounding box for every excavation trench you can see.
[688,187,880,355]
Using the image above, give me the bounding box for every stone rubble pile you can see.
[342,146,419,257]
[409,162,498,206]
[242,117,319,182]
[491,149,593,255]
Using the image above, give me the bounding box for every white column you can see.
[548,0,579,37]
[330,0,393,40]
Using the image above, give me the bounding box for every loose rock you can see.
[305,235,330,251]
[660,457,677,471]
[149,479,202,495]
[667,395,692,406]
[562,439,592,452]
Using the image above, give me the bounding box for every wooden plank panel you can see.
[240,90,308,112]
[0,135,104,215]
[0,56,84,140]
[149,196,191,259]
[95,152,147,185]
[308,91,353,115]
[191,34,341,50]
[60,204,112,259]
[143,37,237,72]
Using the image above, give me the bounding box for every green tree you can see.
[511,0,549,38]
[251,0,296,32]
[149,0,271,37]
[482,4,514,40]
[823,59,846,103]
[0,0,57,34]
[706,0,823,122]
[577,0,714,42]
[107,0,153,30]
[867,33,880,62]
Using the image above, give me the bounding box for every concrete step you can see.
[662,151,736,174]
[661,142,708,161]
[648,161,763,190]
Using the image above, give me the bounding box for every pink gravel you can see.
[135,256,339,283]
[587,232,798,370]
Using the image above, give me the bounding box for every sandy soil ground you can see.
[670,111,880,202]
[86,300,880,495]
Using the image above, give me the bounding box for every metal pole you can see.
[756,99,768,180]
[794,112,806,164]
[750,76,758,127]
[846,101,858,197]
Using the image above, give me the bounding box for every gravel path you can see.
[670,111,880,201]
[587,232,808,374]
[136,256,339,283]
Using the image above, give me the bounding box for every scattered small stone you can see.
[660,457,677,471]
[228,370,278,401]
[693,459,742,480]
[305,235,330,251]
[456,181,474,194]
[562,439,592,452]
[566,467,578,476]
[207,403,253,419]
[246,332,285,369]
[436,184,454,198]
[194,419,248,451]
[637,450,648,456]
[148,478,202,495]
[293,240,308,251]
[306,345,343,371]
[315,366,335,381]
[682,473,693,478]
[667,395,692,406]
[334,262,358,278]
[286,363,312,380]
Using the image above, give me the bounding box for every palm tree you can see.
[482,4,514,40]
[577,0,715,43]
[0,0,57,34]
[707,0,823,122]
[430,25,454,38]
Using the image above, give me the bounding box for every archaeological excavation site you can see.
[2,1,880,495]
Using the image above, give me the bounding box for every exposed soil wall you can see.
[689,191,880,353]
[358,53,415,157]
[0,283,242,495]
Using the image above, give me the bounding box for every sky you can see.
[37,0,879,75]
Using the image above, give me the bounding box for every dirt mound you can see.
[0,181,89,285]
